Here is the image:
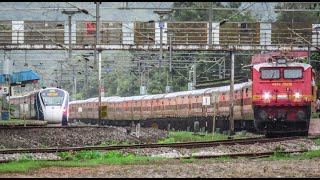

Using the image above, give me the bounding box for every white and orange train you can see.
[69,82,254,132]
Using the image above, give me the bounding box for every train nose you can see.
[296,110,305,121]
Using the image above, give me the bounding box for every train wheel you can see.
[151,123,159,129]
[299,131,309,136]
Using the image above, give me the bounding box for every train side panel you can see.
[189,94,204,117]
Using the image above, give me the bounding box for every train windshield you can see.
[40,89,65,106]
[284,69,303,79]
[261,69,280,80]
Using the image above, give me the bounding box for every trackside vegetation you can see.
[1,148,320,173]
[162,131,261,143]
[0,150,163,173]
[0,137,319,174]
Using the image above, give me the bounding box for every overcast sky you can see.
[0,2,277,22]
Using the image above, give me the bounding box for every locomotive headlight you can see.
[294,92,301,99]
[263,92,271,100]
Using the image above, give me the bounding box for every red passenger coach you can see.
[251,51,317,135]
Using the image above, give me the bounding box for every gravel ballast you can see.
[0,126,169,149]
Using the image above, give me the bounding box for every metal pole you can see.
[68,14,77,100]
[98,50,102,125]
[159,15,163,68]
[169,36,172,75]
[7,75,10,120]
[138,60,142,94]
[192,63,197,90]
[96,2,102,126]
[72,65,76,100]
[94,2,101,66]
[85,59,88,98]
[68,15,72,61]
[229,50,235,134]
[168,35,172,92]
[308,44,311,64]
[60,61,63,88]
[212,91,217,133]
[208,2,213,46]
[223,57,226,78]
[218,63,222,79]
[96,2,101,47]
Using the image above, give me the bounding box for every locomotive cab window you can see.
[260,69,280,80]
[284,69,303,79]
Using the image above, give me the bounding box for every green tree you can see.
[275,3,320,23]
[274,2,320,82]
[147,68,167,94]
[172,2,256,22]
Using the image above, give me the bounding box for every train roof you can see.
[147,94,166,100]
[131,95,148,101]
[253,62,312,71]
[142,94,164,100]
[106,97,123,102]
[11,87,69,99]
[113,97,125,102]
[69,82,252,104]
[101,96,120,102]
[39,87,67,91]
[205,81,252,94]
[189,88,212,95]
[70,99,87,104]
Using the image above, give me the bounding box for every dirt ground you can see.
[1,157,320,178]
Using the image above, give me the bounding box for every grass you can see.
[1,134,319,174]
[99,140,132,146]
[157,137,176,144]
[179,158,194,163]
[2,147,320,174]
[0,119,47,126]
[0,150,163,174]
[164,131,260,143]
[211,156,233,161]
[262,149,320,161]
[311,112,320,118]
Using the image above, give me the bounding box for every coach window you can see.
[284,69,303,79]
[261,69,280,79]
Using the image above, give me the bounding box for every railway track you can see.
[177,150,309,159]
[0,136,312,155]
[0,125,113,129]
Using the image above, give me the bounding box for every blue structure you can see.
[0,70,40,86]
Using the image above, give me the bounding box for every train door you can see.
[202,95,210,116]
[150,100,154,118]
[240,89,244,119]
[312,69,318,113]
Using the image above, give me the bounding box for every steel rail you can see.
[0,150,309,164]
[0,125,119,129]
[177,150,308,159]
[0,136,309,155]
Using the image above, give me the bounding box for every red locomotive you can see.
[251,51,317,136]
[69,51,317,135]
